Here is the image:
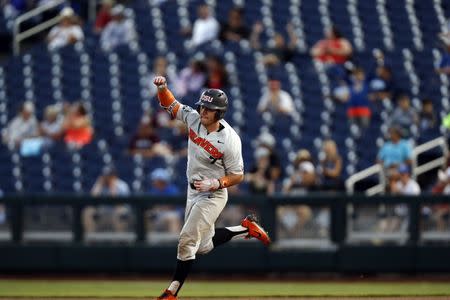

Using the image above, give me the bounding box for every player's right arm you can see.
[153,76,181,119]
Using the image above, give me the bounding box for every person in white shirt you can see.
[257,78,295,115]
[188,4,219,47]
[100,4,137,52]
[2,101,38,148]
[393,164,421,195]
[47,7,84,51]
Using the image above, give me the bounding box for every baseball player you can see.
[153,76,271,300]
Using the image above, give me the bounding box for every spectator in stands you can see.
[183,3,219,47]
[84,166,131,233]
[128,110,172,159]
[62,101,93,149]
[377,126,412,168]
[147,168,182,235]
[250,21,297,66]
[94,0,115,34]
[47,7,84,51]
[246,147,275,195]
[390,164,420,195]
[282,149,317,195]
[205,55,228,90]
[389,94,418,137]
[311,26,352,65]
[336,67,372,127]
[257,78,295,115]
[39,104,64,147]
[369,65,396,102]
[148,168,180,196]
[419,98,437,131]
[219,7,249,44]
[173,59,206,99]
[148,56,177,99]
[100,4,137,52]
[2,101,38,149]
[429,163,450,231]
[256,131,282,181]
[319,139,343,191]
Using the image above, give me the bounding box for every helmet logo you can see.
[201,94,214,102]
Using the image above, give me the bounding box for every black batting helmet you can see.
[195,89,228,120]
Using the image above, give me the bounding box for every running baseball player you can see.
[153,76,271,300]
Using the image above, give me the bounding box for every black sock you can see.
[212,227,248,248]
[172,259,194,296]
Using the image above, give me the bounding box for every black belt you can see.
[190,182,195,189]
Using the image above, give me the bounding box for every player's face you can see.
[199,106,217,126]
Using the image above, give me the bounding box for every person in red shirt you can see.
[311,26,353,65]
[94,0,115,34]
[205,55,228,90]
[63,102,94,149]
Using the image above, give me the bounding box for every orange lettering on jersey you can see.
[189,129,224,160]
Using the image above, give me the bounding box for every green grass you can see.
[0,280,449,297]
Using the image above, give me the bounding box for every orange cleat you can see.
[241,214,271,246]
[156,289,177,300]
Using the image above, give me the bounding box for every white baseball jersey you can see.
[176,104,244,183]
[174,103,244,261]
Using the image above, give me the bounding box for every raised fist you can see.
[153,76,167,88]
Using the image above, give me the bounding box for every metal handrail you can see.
[345,136,448,195]
[13,0,67,56]
[412,137,448,179]
[345,164,386,195]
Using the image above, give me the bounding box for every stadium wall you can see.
[0,195,450,273]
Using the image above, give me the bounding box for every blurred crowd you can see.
[0,1,450,241]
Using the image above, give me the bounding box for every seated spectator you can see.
[100,4,137,52]
[419,98,437,131]
[369,65,396,102]
[282,149,317,195]
[83,166,131,233]
[245,147,275,195]
[173,59,207,98]
[336,67,371,127]
[47,7,84,51]
[254,131,282,182]
[182,3,219,47]
[390,164,420,195]
[257,78,295,115]
[128,110,172,159]
[147,168,182,235]
[2,101,38,149]
[93,0,115,34]
[430,164,450,231]
[205,55,228,90]
[319,139,343,191]
[377,126,412,168]
[219,7,249,44]
[62,102,94,149]
[389,94,418,137]
[311,26,352,65]
[250,21,297,66]
[148,56,177,99]
[39,104,64,146]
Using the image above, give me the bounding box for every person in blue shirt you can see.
[147,168,182,235]
[377,126,412,168]
[148,168,180,196]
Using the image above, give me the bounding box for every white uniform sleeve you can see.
[223,133,244,175]
[176,104,199,127]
